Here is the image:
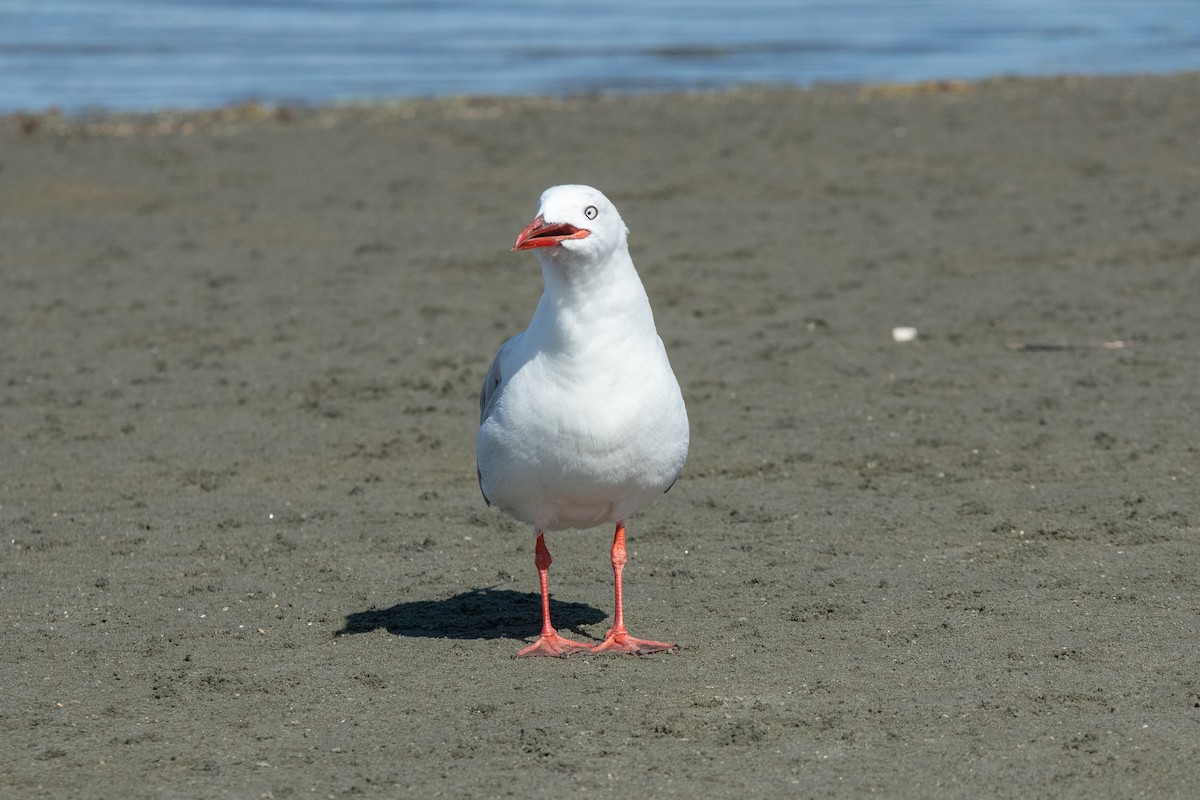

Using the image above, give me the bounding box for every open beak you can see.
[512,215,591,251]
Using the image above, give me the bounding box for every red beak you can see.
[512,215,591,251]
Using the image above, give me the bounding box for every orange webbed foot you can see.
[590,629,674,655]
[517,630,593,658]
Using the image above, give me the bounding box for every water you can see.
[2,0,1198,114]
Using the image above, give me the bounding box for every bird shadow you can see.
[334,587,607,643]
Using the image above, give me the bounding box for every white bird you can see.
[477,185,689,657]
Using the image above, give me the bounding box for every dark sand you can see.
[3,73,1199,798]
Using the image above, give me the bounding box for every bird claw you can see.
[590,631,674,656]
[516,631,593,658]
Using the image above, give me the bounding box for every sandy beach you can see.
[3,72,1199,798]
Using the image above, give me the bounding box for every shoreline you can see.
[5,69,1196,136]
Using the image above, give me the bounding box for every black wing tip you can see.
[478,467,493,507]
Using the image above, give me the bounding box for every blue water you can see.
[2,0,1198,113]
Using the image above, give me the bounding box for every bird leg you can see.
[591,522,674,655]
[517,531,592,658]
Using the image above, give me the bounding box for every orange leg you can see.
[591,522,674,655]
[517,531,592,658]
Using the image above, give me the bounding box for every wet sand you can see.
[3,73,1199,797]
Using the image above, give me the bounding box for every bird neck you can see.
[530,250,657,353]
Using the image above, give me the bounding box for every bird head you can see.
[512,185,629,266]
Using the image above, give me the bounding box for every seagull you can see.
[477,185,689,657]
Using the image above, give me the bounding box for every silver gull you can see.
[477,184,689,657]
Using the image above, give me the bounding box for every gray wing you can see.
[477,334,520,506]
[479,334,518,424]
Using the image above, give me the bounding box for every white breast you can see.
[477,333,688,531]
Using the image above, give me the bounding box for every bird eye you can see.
[584,205,598,220]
